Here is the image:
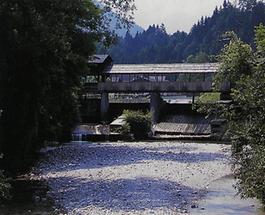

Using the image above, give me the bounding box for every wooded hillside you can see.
[104,0,265,64]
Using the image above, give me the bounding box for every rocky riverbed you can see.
[34,141,232,215]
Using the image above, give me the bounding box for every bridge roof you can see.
[88,55,111,64]
[105,63,219,74]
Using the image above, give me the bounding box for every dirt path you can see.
[36,141,231,215]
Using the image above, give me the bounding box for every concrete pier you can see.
[101,92,109,122]
[150,92,161,124]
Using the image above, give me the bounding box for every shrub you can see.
[233,145,265,205]
[196,93,221,104]
[0,170,11,200]
[122,110,151,140]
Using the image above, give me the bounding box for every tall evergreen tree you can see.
[239,0,257,10]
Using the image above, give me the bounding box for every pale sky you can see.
[134,0,224,33]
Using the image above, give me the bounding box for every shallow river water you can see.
[191,176,264,215]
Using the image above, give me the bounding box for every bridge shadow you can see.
[39,142,228,174]
[48,176,203,213]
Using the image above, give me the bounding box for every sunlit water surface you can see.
[191,176,264,215]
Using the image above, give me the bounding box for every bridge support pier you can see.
[101,92,109,122]
[192,93,195,104]
[150,92,161,124]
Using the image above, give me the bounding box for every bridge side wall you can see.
[97,82,230,93]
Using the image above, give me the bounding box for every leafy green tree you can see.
[0,0,134,173]
[214,32,253,87]
[229,25,265,205]
[199,25,265,205]
[255,23,265,51]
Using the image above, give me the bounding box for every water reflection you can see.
[191,176,264,215]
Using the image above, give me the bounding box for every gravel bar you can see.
[36,141,231,215]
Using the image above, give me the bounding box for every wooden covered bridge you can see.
[83,55,230,123]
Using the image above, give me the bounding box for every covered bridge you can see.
[83,55,230,122]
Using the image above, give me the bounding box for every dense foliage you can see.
[0,0,134,173]
[122,110,151,140]
[104,0,265,64]
[199,24,265,205]
[0,171,11,199]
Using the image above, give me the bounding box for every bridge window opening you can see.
[190,73,205,82]
[157,74,166,82]
[149,75,157,82]
[205,73,214,81]
[110,74,122,82]
[143,74,150,81]
[122,74,130,82]
[135,74,141,82]
[109,75,114,82]
[165,74,176,82]
[131,74,149,82]
[177,73,190,82]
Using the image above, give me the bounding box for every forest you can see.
[103,0,265,64]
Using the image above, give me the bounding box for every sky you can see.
[134,0,224,34]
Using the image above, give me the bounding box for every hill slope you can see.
[105,0,265,64]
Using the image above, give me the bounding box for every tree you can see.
[107,0,265,64]
[228,25,265,203]
[0,0,134,174]
[202,25,265,205]
[223,0,228,8]
[255,22,265,51]
[214,32,253,87]
[239,0,257,10]
[186,52,211,63]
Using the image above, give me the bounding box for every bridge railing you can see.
[96,81,230,93]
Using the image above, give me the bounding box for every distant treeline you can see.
[100,0,265,64]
